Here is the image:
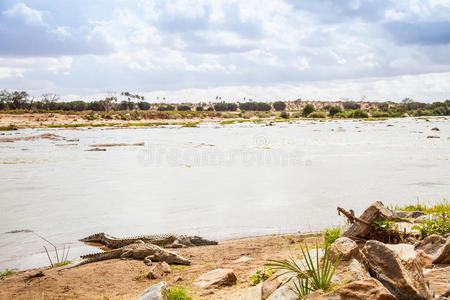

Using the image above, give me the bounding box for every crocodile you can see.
[66,241,191,268]
[80,232,218,249]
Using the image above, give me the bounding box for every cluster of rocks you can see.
[136,201,449,300]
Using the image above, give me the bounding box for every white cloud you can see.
[0,56,72,78]
[3,3,45,26]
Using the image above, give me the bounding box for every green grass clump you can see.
[54,260,71,267]
[162,287,193,300]
[266,240,342,298]
[322,227,341,247]
[389,199,449,214]
[220,120,235,125]
[1,268,17,279]
[0,125,18,131]
[412,213,450,239]
[181,122,199,128]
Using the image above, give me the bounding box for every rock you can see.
[232,256,254,264]
[413,214,436,223]
[174,275,182,282]
[266,285,298,300]
[385,243,432,269]
[343,201,394,239]
[194,268,237,288]
[424,266,450,298]
[261,276,283,299]
[329,237,360,261]
[431,127,440,131]
[234,283,262,300]
[87,147,106,151]
[199,290,215,297]
[339,278,397,300]
[136,281,167,300]
[427,135,440,138]
[303,289,340,300]
[332,257,370,284]
[147,262,170,279]
[416,250,433,269]
[415,234,450,264]
[362,240,432,300]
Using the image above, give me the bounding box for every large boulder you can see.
[424,265,450,298]
[136,281,167,300]
[343,201,394,239]
[266,285,298,300]
[261,275,283,299]
[339,278,397,300]
[415,234,450,264]
[194,268,237,288]
[303,289,340,300]
[147,262,171,279]
[329,237,370,284]
[362,240,432,300]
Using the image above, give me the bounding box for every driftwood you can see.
[338,206,415,244]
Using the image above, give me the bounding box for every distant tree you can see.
[157,105,175,111]
[343,102,361,110]
[302,104,315,116]
[196,106,204,111]
[239,102,271,111]
[137,101,151,110]
[177,105,191,111]
[273,101,286,111]
[378,102,389,112]
[214,102,237,111]
[328,105,342,116]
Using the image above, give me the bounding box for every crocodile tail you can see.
[65,250,121,269]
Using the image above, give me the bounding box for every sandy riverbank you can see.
[0,233,320,300]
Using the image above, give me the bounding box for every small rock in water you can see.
[86,147,106,151]
[427,135,440,138]
[431,127,440,131]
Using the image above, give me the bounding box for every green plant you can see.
[412,213,450,239]
[1,268,17,279]
[280,111,289,119]
[54,260,72,267]
[0,124,18,131]
[323,227,341,247]
[307,111,327,118]
[181,122,199,128]
[162,286,193,300]
[373,219,394,230]
[389,199,449,215]
[302,104,315,117]
[273,101,287,111]
[249,267,273,285]
[266,241,342,298]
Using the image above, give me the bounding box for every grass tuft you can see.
[389,199,449,214]
[1,268,18,279]
[162,286,193,300]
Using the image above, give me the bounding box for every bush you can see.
[347,109,369,118]
[273,101,286,111]
[308,111,327,118]
[137,101,151,110]
[213,102,237,111]
[280,111,289,119]
[158,105,175,111]
[412,213,450,239]
[239,102,272,111]
[302,104,315,117]
[323,227,341,247]
[371,110,390,118]
[328,106,342,116]
[162,287,193,300]
[195,106,204,111]
[177,105,191,111]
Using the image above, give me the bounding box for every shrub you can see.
[302,104,315,117]
[177,105,191,111]
[195,106,204,111]
[323,227,341,247]
[0,125,18,131]
[343,102,361,110]
[239,102,272,111]
[1,268,17,279]
[371,110,390,118]
[137,101,151,110]
[280,111,289,119]
[347,109,369,118]
[162,287,193,300]
[308,111,327,118]
[158,105,175,111]
[328,106,342,116]
[214,102,237,111]
[412,213,450,239]
[273,101,287,111]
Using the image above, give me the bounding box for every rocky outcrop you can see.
[424,266,450,298]
[261,276,282,299]
[136,281,167,300]
[302,289,340,300]
[339,278,397,300]
[147,262,171,279]
[362,240,432,300]
[194,268,237,288]
[266,285,298,300]
[415,234,450,264]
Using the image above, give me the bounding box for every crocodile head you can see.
[165,251,192,265]
[189,236,218,246]
[80,232,107,243]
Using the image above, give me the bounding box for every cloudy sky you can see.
[0,0,449,102]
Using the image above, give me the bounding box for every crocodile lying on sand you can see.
[66,241,191,268]
[80,232,218,249]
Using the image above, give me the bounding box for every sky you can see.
[0,0,449,102]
